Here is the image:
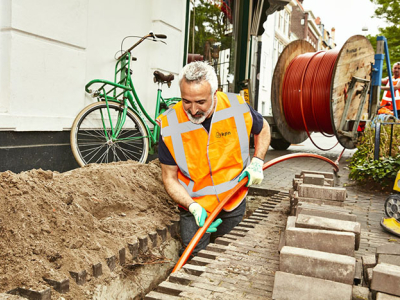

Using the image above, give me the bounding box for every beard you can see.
[185,95,216,124]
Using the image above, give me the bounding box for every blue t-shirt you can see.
[158,104,264,165]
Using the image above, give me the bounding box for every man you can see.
[157,61,270,255]
[378,62,400,116]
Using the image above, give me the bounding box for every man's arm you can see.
[381,80,400,91]
[253,119,271,161]
[161,163,194,209]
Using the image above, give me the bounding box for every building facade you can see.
[0,0,278,172]
[257,0,336,118]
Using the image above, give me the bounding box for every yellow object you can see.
[381,217,400,237]
[393,170,400,192]
[240,88,250,105]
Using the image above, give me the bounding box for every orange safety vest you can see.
[157,92,253,213]
[379,77,400,113]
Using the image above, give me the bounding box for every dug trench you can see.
[0,160,276,299]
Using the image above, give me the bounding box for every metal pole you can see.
[382,36,397,118]
[192,2,195,54]
[374,122,382,160]
[390,123,394,157]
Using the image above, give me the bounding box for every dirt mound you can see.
[0,160,178,296]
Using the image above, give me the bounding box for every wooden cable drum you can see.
[271,35,375,149]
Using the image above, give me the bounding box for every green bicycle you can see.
[70,32,180,166]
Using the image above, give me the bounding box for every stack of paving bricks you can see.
[273,170,365,299]
[145,192,289,299]
[4,221,180,300]
[362,243,400,299]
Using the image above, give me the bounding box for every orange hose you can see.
[171,153,339,273]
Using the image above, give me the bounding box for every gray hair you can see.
[394,62,400,68]
[179,61,218,96]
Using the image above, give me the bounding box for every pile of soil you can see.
[0,159,179,297]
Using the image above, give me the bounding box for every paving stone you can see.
[119,248,126,266]
[145,291,181,299]
[182,264,205,276]
[190,281,228,293]
[297,206,357,222]
[11,287,52,300]
[298,184,346,201]
[286,216,296,228]
[354,259,363,285]
[69,270,87,285]
[371,263,400,296]
[43,277,69,294]
[149,231,158,248]
[301,170,334,179]
[138,235,148,253]
[168,271,203,285]
[228,230,246,237]
[92,262,102,278]
[303,173,325,186]
[352,285,370,300]
[128,241,139,258]
[157,281,212,297]
[377,244,400,256]
[272,271,352,300]
[295,214,361,250]
[215,237,234,246]
[171,220,180,238]
[156,227,167,242]
[219,281,268,297]
[285,227,355,256]
[280,246,356,284]
[205,243,229,253]
[295,193,345,207]
[376,292,400,299]
[197,249,218,260]
[106,255,116,271]
[379,254,400,267]
[367,266,376,285]
[188,256,213,266]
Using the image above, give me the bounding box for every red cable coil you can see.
[282,48,340,150]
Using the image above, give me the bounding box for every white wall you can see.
[258,15,275,117]
[0,0,187,131]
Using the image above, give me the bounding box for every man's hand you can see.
[239,157,264,187]
[188,202,222,233]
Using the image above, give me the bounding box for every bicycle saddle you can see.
[153,71,174,86]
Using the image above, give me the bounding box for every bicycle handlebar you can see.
[117,32,167,60]
[154,34,167,39]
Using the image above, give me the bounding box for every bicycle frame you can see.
[84,51,179,154]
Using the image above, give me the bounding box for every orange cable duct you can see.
[172,153,339,273]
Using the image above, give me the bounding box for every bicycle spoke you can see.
[83,143,108,163]
[115,143,142,160]
[96,146,110,164]
[118,140,144,151]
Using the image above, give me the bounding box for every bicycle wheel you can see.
[70,101,149,166]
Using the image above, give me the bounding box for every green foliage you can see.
[349,124,400,186]
[370,0,400,25]
[367,0,400,77]
[188,0,232,55]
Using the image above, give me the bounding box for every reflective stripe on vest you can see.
[160,92,251,199]
[382,78,400,101]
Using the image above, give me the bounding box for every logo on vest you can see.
[216,131,232,138]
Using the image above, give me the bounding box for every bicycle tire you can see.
[70,101,149,166]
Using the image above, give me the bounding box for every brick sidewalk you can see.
[146,144,400,299]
